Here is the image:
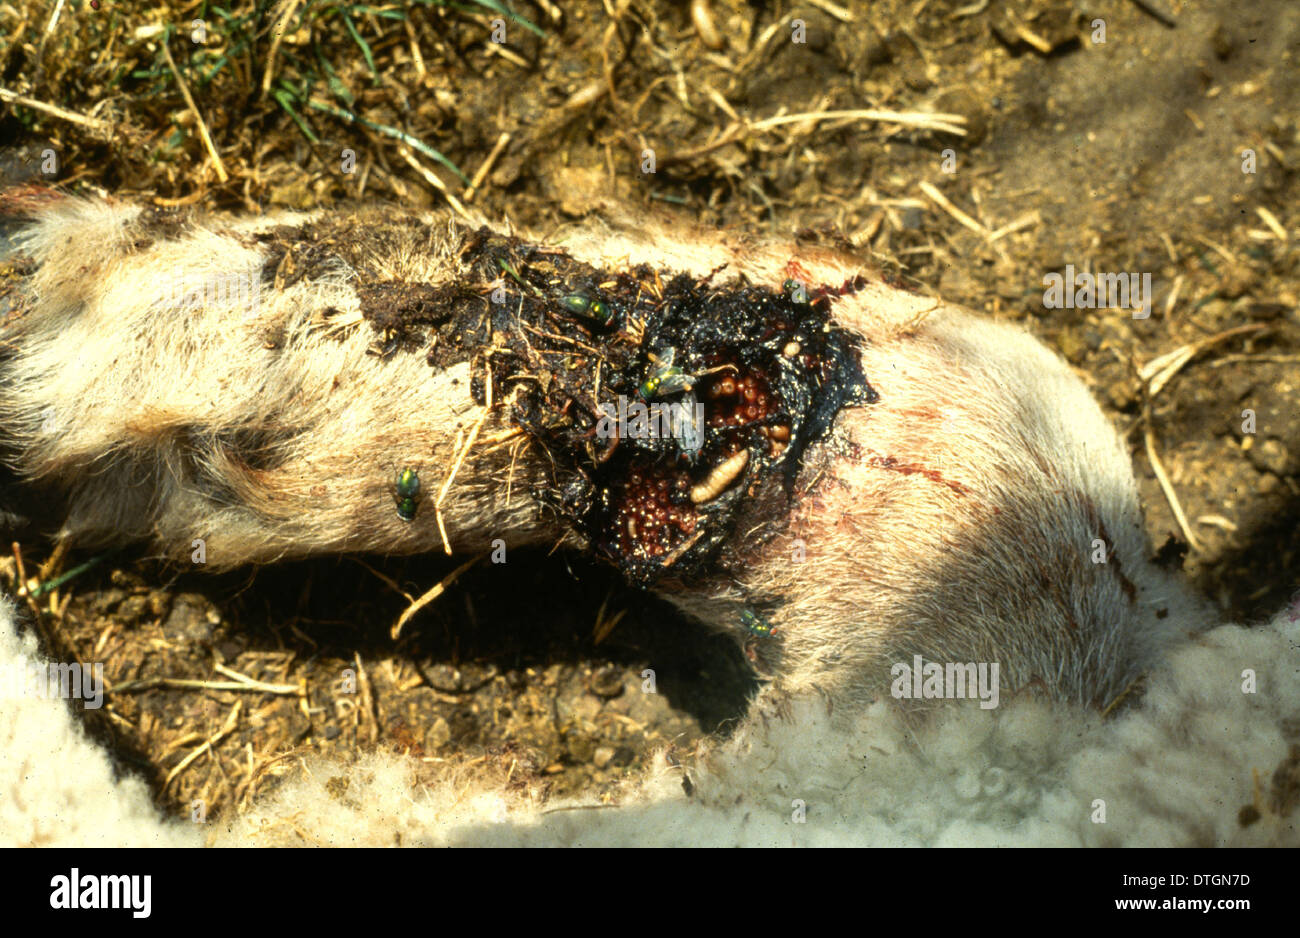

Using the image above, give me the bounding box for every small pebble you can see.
[589,665,625,698]
[426,717,451,750]
[117,595,150,624]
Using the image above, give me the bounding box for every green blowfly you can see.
[561,292,615,327]
[393,467,422,522]
[740,609,778,638]
[638,347,696,400]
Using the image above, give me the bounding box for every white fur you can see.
[0,598,196,846]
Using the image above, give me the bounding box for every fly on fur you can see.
[740,609,778,638]
[393,467,422,522]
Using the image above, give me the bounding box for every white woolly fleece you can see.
[0,598,196,846]
[2,596,1296,847]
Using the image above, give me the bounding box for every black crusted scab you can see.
[384,226,878,587]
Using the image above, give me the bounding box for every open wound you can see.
[371,227,879,586]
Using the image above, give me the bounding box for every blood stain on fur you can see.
[868,455,971,497]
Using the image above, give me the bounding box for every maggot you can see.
[690,449,749,504]
[691,0,724,51]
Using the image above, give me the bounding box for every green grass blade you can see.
[340,7,380,78]
[305,98,469,184]
[274,89,321,144]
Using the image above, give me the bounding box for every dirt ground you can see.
[1,0,1296,827]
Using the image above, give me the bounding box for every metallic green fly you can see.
[393,467,422,522]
